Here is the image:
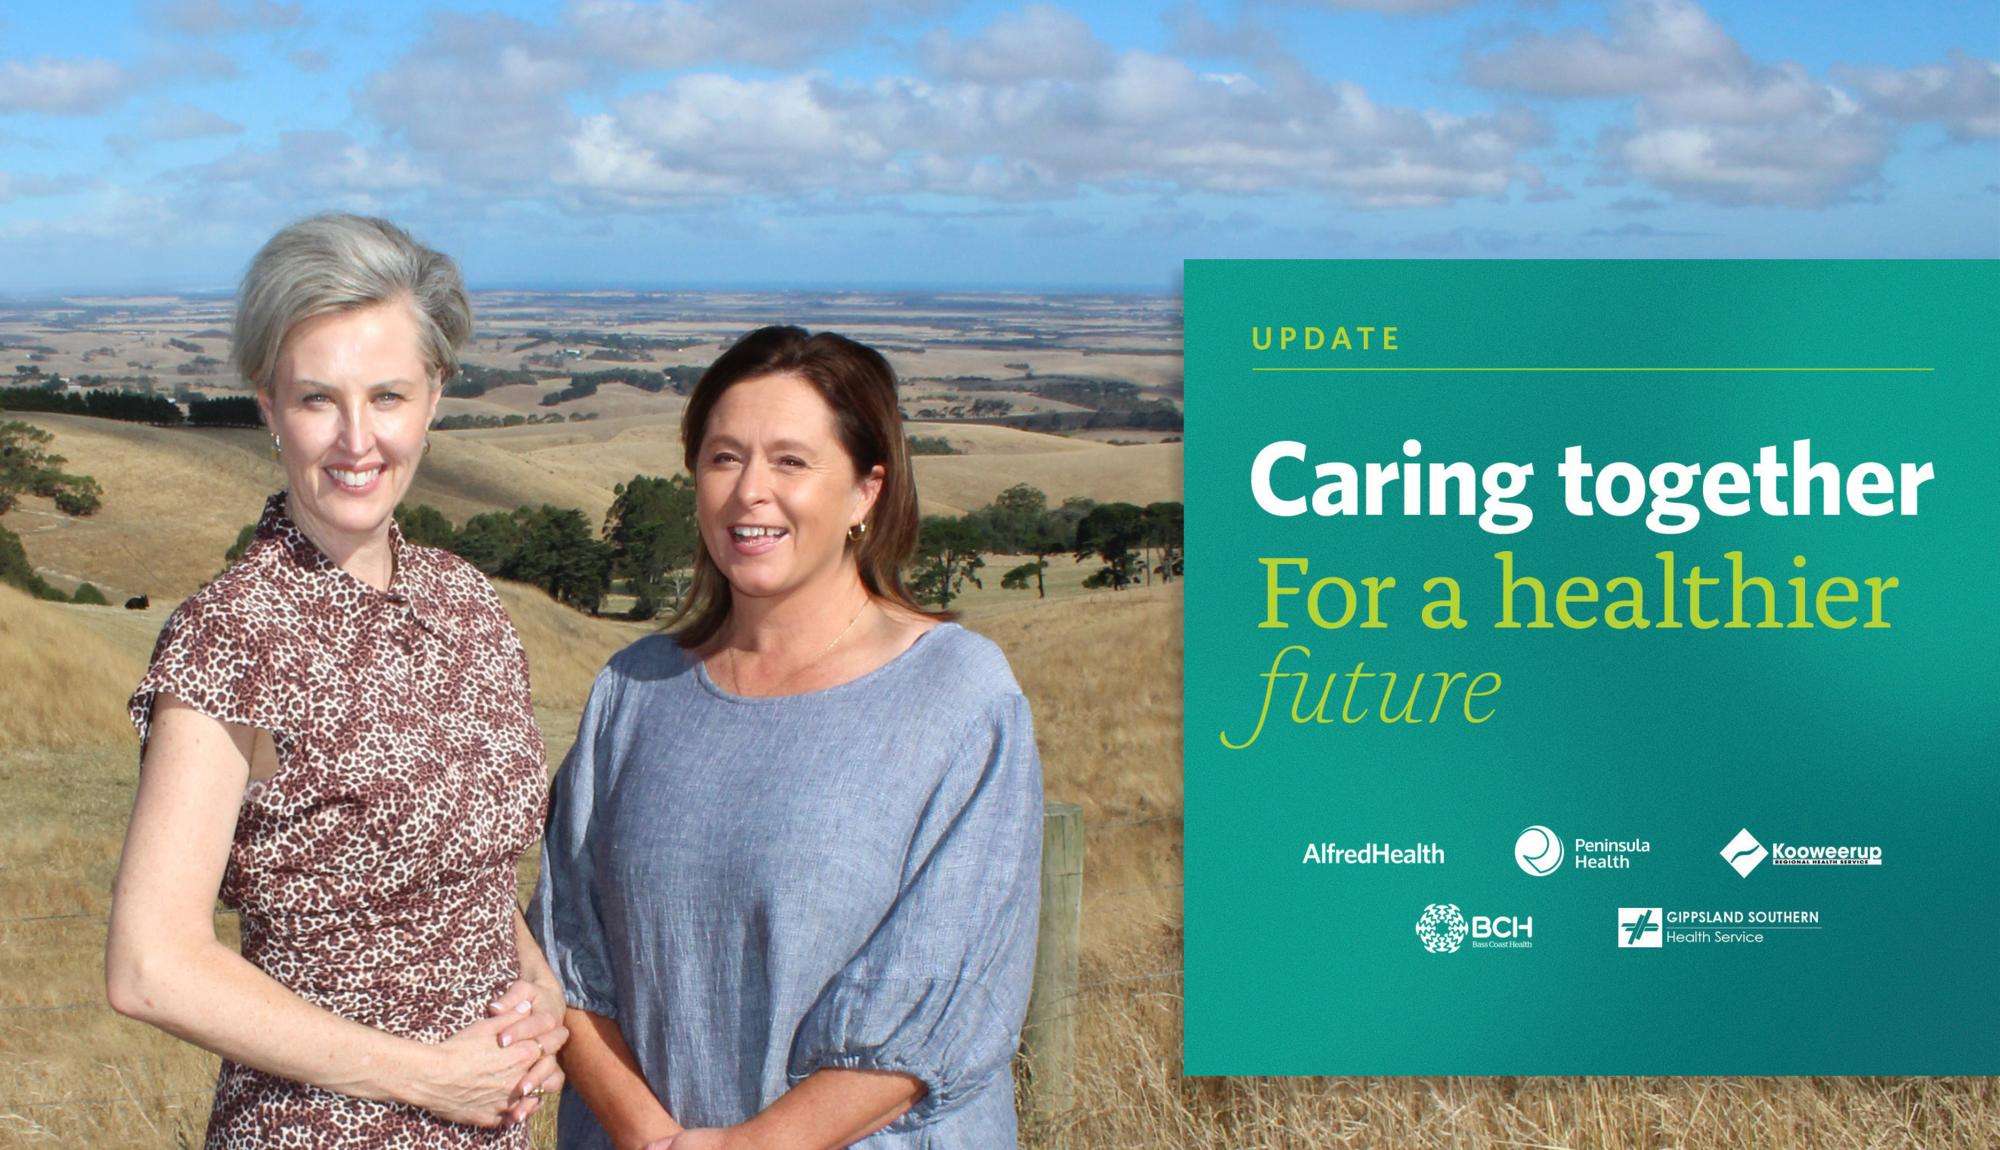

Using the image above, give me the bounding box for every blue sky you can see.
[0,0,1994,293]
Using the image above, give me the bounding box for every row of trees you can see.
[0,383,183,425]
[912,485,1184,609]
[215,480,1184,620]
[0,383,260,430]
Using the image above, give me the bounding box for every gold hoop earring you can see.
[847,521,868,543]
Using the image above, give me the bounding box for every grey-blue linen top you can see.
[528,623,1044,1148]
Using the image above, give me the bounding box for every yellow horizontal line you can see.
[1249,366,1934,373]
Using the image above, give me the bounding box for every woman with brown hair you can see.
[530,326,1043,1148]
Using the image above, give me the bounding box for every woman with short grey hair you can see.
[108,213,570,1147]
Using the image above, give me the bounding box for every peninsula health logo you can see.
[1513,825,1564,876]
[1722,828,1768,877]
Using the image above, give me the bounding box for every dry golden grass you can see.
[962,585,1998,1150]
[916,441,1183,517]
[3,580,1994,1147]
[0,578,639,1146]
[0,411,1171,598]
[905,422,1103,456]
[1,413,619,600]
[0,587,143,754]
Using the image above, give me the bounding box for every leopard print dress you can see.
[130,493,547,1148]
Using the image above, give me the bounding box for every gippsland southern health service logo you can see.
[1618,907,1664,948]
[1415,903,1470,953]
[1514,825,1564,875]
[1721,828,1769,877]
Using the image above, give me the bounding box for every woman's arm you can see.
[560,1007,682,1150]
[487,908,573,1125]
[656,1069,922,1150]
[105,696,540,1126]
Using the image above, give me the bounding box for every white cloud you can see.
[0,57,132,116]
[552,46,1543,209]
[190,130,438,199]
[920,5,1110,83]
[565,0,937,69]
[1466,0,1893,207]
[1465,0,1740,97]
[357,13,588,186]
[0,171,70,203]
[1308,0,1475,12]
[107,102,244,157]
[1839,53,2000,142]
[145,102,244,141]
[149,0,308,36]
[346,4,1541,213]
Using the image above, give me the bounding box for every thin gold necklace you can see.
[725,598,874,697]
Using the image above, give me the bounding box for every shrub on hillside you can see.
[5,526,65,599]
[72,582,109,606]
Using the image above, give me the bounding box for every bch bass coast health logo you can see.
[1514,826,1563,875]
[1414,903,1469,953]
[1415,903,1533,952]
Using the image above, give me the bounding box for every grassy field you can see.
[1,411,1178,600]
[3,579,1995,1147]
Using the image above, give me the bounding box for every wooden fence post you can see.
[1022,800,1082,1140]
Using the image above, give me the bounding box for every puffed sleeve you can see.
[786,690,1044,1129]
[528,666,623,1017]
[128,593,301,754]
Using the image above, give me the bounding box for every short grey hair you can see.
[232,213,472,391]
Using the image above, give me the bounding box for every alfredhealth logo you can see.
[1514,825,1564,875]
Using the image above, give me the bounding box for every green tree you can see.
[0,523,60,599]
[1074,501,1146,590]
[509,505,614,613]
[1,420,100,517]
[224,521,258,564]
[1000,559,1045,593]
[394,502,457,550]
[603,475,699,620]
[51,475,102,517]
[910,515,987,610]
[454,510,526,575]
[1142,500,1184,584]
[970,483,1049,553]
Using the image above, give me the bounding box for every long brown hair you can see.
[667,325,936,649]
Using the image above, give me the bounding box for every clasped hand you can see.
[413,977,570,1128]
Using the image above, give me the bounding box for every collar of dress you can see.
[254,491,452,636]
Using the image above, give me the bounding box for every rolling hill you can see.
[4,410,1180,598]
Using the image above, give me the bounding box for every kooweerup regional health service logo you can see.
[1415,903,1470,953]
[1514,825,1564,875]
[1722,828,1769,877]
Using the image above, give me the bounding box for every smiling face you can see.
[257,299,440,555]
[694,371,884,605]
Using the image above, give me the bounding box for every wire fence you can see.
[4,811,1189,1122]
